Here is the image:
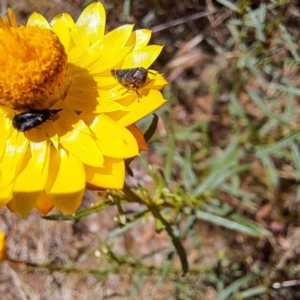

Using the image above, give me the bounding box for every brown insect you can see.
[111,67,151,98]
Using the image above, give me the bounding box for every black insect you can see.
[13,109,62,132]
[111,67,149,98]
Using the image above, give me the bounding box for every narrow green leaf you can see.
[216,0,240,12]
[267,82,300,96]
[160,249,174,281]
[144,114,159,143]
[109,216,145,238]
[221,183,256,200]
[165,113,176,181]
[239,286,268,299]
[259,131,300,156]
[280,24,300,63]
[246,4,266,42]
[248,90,287,126]
[194,142,243,196]
[182,146,198,189]
[216,274,253,300]
[282,94,294,123]
[43,201,111,220]
[257,152,279,187]
[291,143,300,201]
[259,119,278,137]
[196,211,265,237]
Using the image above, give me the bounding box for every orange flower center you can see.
[0,9,70,111]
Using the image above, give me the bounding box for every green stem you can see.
[123,183,189,275]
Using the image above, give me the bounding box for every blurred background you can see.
[1,0,300,299]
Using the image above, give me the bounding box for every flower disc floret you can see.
[0,12,69,110]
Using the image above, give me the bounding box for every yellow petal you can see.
[0,231,7,261]
[0,184,13,208]
[12,141,50,217]
[67,44,88,64]
[55,110,104,167]
[60,124,104,167]
[18,140,49,191]
[133,29,152,50]
[94,97,126,113]
[25,125,49,143]
[27,12,50,28]
[50,13,75,29]
[93,76,117,88]
[6,200,14,212]
[145,73,168,90]
[64,93,99,112]
[102,25,134,54]
[88,114,139,158]
[75,2,106,45]
[68,44,104,68]
[64,77,99,112]
[89,47,132,74]
[51,17,71,52]
[46,148,85,214]
[127,124,148,151]
[0,114,13,159]
[111,89,167,127]
[0,131,29,190]
[12,192,41,217]
[34,191,54,215]
[125,29,152,50]
[12,170,41,217]
[68,73,99,90]
[122,45,163,68]
[44,146,60,190]
[85,157,125,189]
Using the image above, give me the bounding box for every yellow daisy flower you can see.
[0,2,167,217]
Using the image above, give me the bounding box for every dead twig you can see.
[151,10,217,33]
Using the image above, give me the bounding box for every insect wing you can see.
[131,68,148,87]
[111,68,148,88]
